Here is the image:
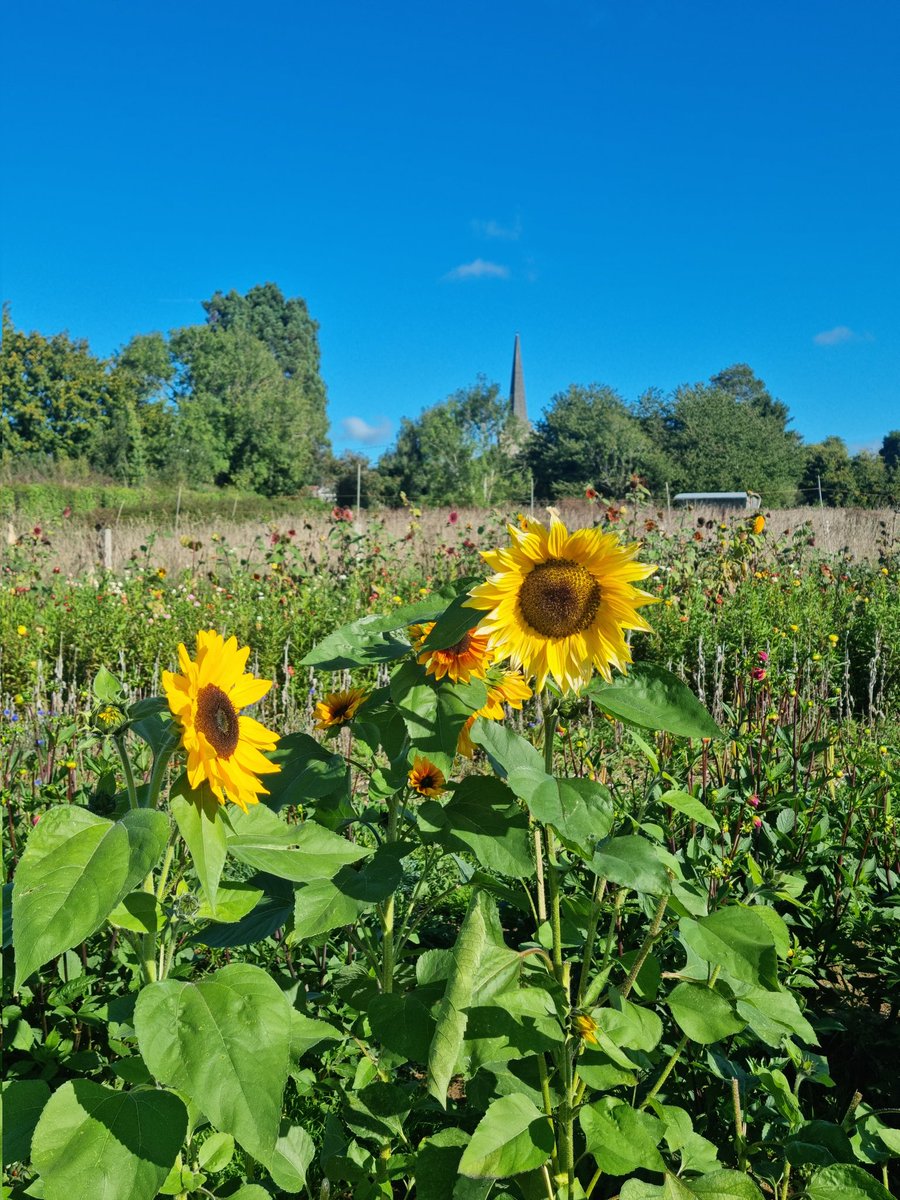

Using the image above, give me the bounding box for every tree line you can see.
[3,283,899,508]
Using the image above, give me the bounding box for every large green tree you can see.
[660,366,803,503]
[1,308,108,464]
[169,323,321,493]
[528,384,668,500]
[202,283,329,471]
[377,378,527,506]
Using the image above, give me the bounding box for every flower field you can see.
[3,506,900,1200]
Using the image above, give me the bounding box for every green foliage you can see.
[528,382,668,499]
[377,377,529,506]
[4,523,900,1200]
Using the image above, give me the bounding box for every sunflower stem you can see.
[380,793,401,993]
[146,735,178,809]
[114,734,139,810]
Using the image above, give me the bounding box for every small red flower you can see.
[751,667,767,682]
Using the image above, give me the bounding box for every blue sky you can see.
[4,0,899,459]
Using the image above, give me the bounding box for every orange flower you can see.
[407,756,446,797]
[408,622,493,683]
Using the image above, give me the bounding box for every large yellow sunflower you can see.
[465,514,657,694]
[458,668,533,758]
[314,687,369,730]
[162,629,280,811]
[408,621,493,683]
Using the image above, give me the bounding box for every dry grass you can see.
[4,501,898,578]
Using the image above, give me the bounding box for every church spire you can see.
[509,333,529,428]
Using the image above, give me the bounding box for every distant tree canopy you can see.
[1,284,330,493]
[4,300,899,510]
[527,384,670,500]
[376,378,528,507]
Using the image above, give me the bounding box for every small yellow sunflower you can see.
[408,755,446,798]
[408,621,493,683]
[465,514,657,694]
[752,514,766,535]
[162,629,279,812]
[314,687,369,730]
[572,1012,599,1045]
[458,668,533,758]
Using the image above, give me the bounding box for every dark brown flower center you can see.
[446,631,473,656]
[417,772,438,791]
[331,698,353,722]
[518,558,603,638]
[196,684,239,757]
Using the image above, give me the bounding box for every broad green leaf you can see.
[30,1080,186,1200]
[172,779,227,913]
[290,1012,343,1058]
[226,803,368,881]
[416,1128,492,1200]
[391,661,487,772]
[679,906,779,990]
[293,874,365,940]
[686,1172,766,1198]
[807,1163,896,1198]
[418,777,533,878]
[667,982,747,1044]
[2,1079,51,1166]
[198,1132,235,1172]
[263,732,348,811]
[785,1121,855,1167]
[602,993,664,1051]
[195,872,293,947]
[134,963,292,1172]
[458,1094,554,1179]
[508,768,614,852]
[579,1097,666,1176]
[590,835,674,893]
[428,891,491,1105]
[269,1122,315,1193]
[621,1176,694,1199]
[301,585,468,668]
[333,841,409,902]
[588,664,723,739]
[196,880,264,923]
[660,789,720,831]
[226,1188,273,1200]
[108,891,165,935]
[13,806,169,987]
[471,721,545,776]
[369,992,436,1063]
[735,986,817,1046]
[92,665,124,703]
[622,1173,764,1199]
[421,591,485,651]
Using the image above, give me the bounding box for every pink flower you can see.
[751,667,767,682]
[448,510,459,525]
[748,794,760,808]
[752,816,762,829]
[758,651,769,664]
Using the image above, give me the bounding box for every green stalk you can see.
[147,736,178,809]
[640,1033,688,1108]
[620,893,669,999]
[114,734,139,810]
[380,793,401,993]
[575,875,607,1006]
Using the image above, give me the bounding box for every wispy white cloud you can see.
[443,258,510,282]
[341,416,392,445]
[471,217,522,241]
[813,325,873,346]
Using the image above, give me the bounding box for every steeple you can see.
[509,333,529,428]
